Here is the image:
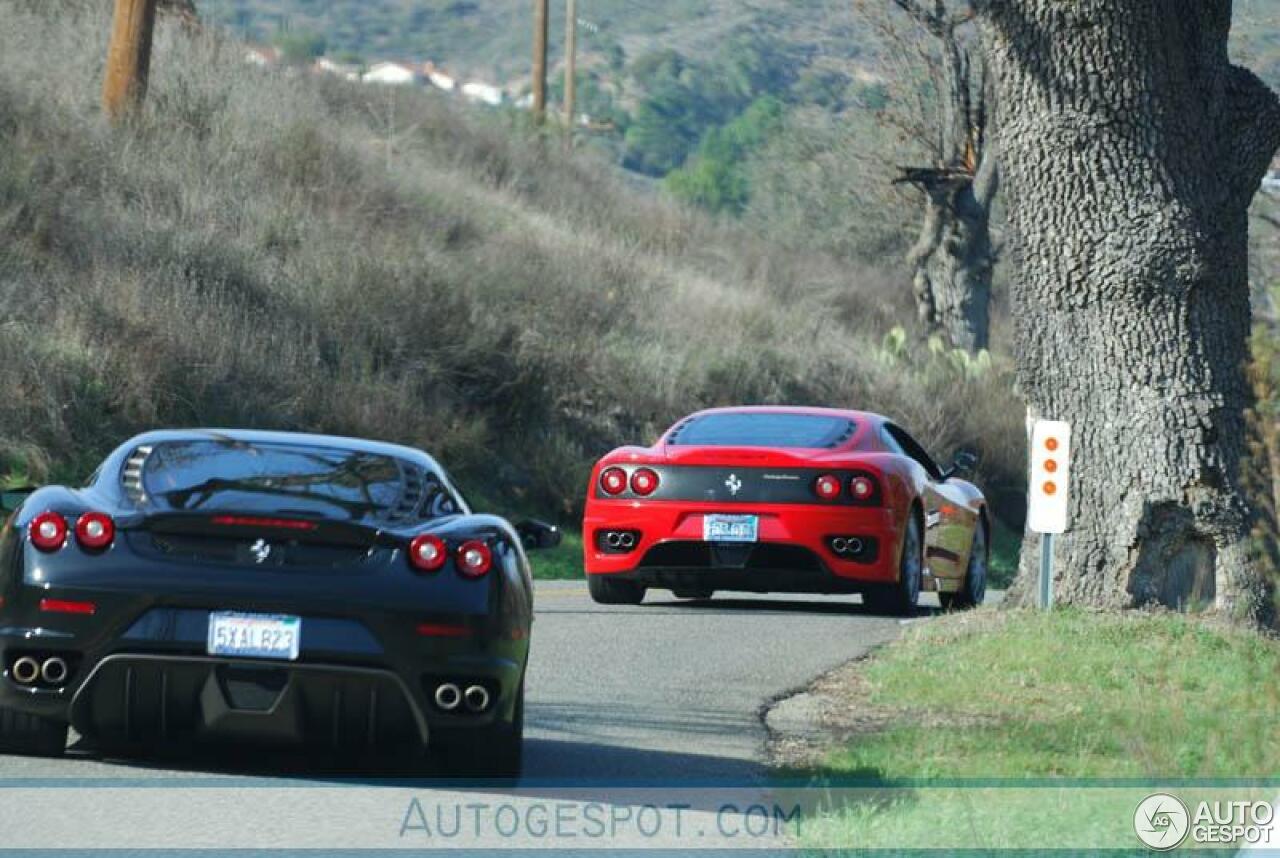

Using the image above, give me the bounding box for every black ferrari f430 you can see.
[0,430,558,777]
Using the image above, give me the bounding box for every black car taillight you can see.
[408,534,448,572]
[211,515,319,532]
[28,512,68,552]
[456,540,492,578]
[74,511,115,551]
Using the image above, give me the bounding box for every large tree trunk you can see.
[976,0,1280,624]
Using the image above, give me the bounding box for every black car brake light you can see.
[456,540,492,578]
[28,512,68,552]
[408,534,448,572]
[75,511,115,551]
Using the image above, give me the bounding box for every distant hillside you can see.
[0,1,1026,524]
[194,0,798,80]
[198,0,1279,89]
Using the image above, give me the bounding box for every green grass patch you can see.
[821,608,1280,779]
[786,608,1280,849]
[527,529,585,581]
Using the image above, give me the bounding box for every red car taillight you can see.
[456,540,492,578]
[848,471,883,506]
[630,468,659,496]
[408,534,447,572]
[600,467,628,495]
[849,476,875,501]
[75,512,115,551]
[28,512,68,552]
[814,474,842,501]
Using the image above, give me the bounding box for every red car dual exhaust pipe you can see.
[604,532,636,550]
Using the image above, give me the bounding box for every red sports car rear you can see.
[582,407,989,614]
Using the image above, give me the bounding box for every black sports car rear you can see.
[0,430,556,778]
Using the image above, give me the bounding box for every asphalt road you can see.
[524,582,909,780]
[0,582,941,849]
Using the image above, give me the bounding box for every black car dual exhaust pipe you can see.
[11,655,69,686]
[433,682,491,713]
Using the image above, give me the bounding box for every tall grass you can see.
[0,1,1025,522]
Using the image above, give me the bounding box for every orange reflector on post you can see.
[1028,420,1071,535]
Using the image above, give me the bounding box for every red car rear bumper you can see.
[583,499,904,590]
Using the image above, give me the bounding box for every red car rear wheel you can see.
[865,510,922,616]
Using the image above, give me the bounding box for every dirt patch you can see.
[763,656,891,769]
[763,615,1009,770]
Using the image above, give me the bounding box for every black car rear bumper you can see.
[0,598,527,751]
[70,655,429,751]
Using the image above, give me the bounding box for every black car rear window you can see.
[140,440,407,519]
[667,413,855,448]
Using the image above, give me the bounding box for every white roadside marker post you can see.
[1039,532,1054,609]
[1027,420,1071,609]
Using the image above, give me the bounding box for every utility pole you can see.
[563,0,577,145]
[102,0,159,122]
[532,0,549,124]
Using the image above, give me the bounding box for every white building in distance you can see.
[362,62,419,86]
[461,81,504,107]
[423,63,457,92]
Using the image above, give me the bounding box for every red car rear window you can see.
[667,413,855,448]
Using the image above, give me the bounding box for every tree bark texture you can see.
[976,0,1280,623]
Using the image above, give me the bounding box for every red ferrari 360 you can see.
[582,406,988,614]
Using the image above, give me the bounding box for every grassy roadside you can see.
[782,609,1280,849]
[527,530,586,581]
